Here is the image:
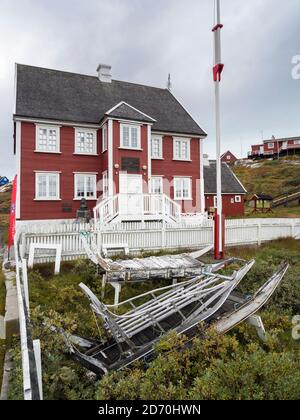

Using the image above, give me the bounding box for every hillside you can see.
[234,158,300,198]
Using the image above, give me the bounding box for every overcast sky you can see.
[1,0,300,178]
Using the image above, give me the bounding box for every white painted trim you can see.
[152,130,205,139]
[173,177,192,201]
[199,139,205,213]
[35,172,60,201]
[102,123,108,152]
[150,134,163,159]
[173,137,191,161]
[73,171,98,174]
[35,124,61,153]
[34,170,62,173]
[16,121,21,219]
[14,116,101,129]
[120,123,141,149]
[106,101,156,122]
[235,195,242,203]
[150,176,163,194]
[74,127,97,155]
[74,173,97,200]
[148,125,152,193]
[108,119,114,196]
[205,192,247,195]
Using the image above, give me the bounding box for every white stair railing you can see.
[94,193,181,224]
[94,194,120,225]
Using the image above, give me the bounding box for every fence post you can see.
[162,220,166,248]
[258,220,262,246]
[291,219,295,238]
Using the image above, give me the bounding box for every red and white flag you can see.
[8,175,17,252]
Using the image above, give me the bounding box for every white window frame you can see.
[35,172,60,201]
[35,125,60,153]
[151,136,163,159]
[102,124,108,152]
[173,137,191,161]
[268,142,274,149]
[74,128,97,155]
[151,176,163,194]
[235,195,242,203]
[74,173,97,200]
[173,177,192,201]
[102,171,109,198]
[294,140,300,145]
[120,123,141,150]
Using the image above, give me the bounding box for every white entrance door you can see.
[119,174,143,216]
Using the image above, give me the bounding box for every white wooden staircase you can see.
[93,194,182,225]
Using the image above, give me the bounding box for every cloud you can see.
[0,0,300,178]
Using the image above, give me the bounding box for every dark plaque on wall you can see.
[62,202,73,213]
[121,157,140,173]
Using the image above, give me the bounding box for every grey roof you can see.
[204,161,247,194]
[106,102,155,123]
[15,64,206,136]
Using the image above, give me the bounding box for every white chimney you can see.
[97,64,112,83]
[203,154,210,167]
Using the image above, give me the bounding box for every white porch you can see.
[93,193,184,225]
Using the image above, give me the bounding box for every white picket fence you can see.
[17,218,300,263]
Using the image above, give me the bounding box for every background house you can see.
[221,150,237,165]
[204,161,247,217]
[248,136,300,159]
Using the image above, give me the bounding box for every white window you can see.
[173,138,190,161]
[36,125,60,153]
[294,140,300,145]
[235,195,242,203]
[151,177,163,194]
[102,171,109,198]
[227,155,231,160]
[151,136,163,159]
[120,124,141,149]
[35,172,60,200]
[268,142,274,149]
[174,177,192,200]
[102,124,108,152]
[74,174,97,200]
[75,129,97,155]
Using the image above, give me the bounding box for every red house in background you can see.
[204,160,247,217]
[221,150,238,165]
[248,136,300,159]
[13,64,246,224]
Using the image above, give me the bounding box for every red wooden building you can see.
[221,150,238,165]
[14,64,246,223]
[204,160,247,217]
[248,136,300,159]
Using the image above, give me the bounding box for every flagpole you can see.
[213,0,224,260]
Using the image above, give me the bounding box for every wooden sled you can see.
[67,259,256,375]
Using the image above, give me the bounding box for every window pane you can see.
[122,127,130,147]
[152,138,161,158]
[76,175,85,197]
[131,127,138,148]
[38,175,47,197]
[77,132,85,152]
[86,176,95,198]
[49,175,57,197]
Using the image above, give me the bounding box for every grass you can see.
[7,238,300,399]
[234,159,300,199]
